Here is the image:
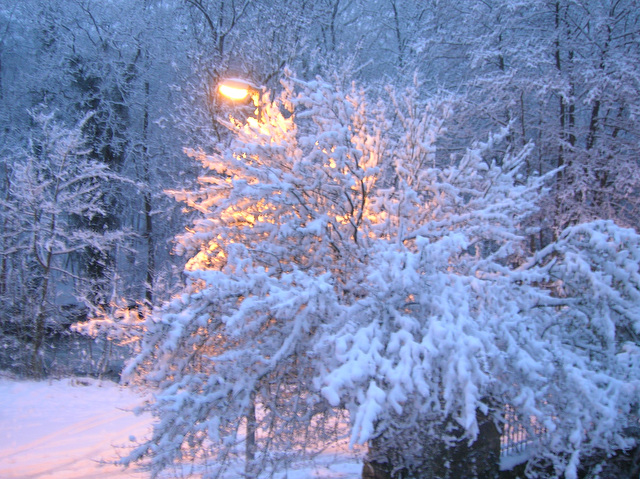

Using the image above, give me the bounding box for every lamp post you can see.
[216,78,263,475]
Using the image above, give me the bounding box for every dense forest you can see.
[1,1,640,478]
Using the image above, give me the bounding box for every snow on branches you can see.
[127,74,640,478]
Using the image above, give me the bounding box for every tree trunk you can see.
[142,83,155,307]
[245,389,257,477]
[31,275,50,379]
[362,410,501,479]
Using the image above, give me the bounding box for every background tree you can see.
[0,0,189,376]
[0,110,124,377]
[421,0,640,240]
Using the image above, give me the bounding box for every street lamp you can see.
[217,77,265,127]
[217,78,261,107]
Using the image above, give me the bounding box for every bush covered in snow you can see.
[123,74,640,479]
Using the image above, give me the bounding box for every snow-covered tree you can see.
[0,110,125,377]
[125,73,640,478]
[427,0,640,237]
[0,0,192,377]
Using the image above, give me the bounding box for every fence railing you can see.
[500,405,547,457]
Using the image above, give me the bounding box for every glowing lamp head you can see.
[218,78,256,102]
[219,84,249,101]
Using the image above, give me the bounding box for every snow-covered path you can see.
[0,376,151,479]
[0,375,362,479]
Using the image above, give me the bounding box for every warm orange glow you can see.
[231,210,256,225]
[219,84,250,101]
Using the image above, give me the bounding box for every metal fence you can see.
[500,405,547,457]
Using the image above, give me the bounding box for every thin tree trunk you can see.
[31,250,52,379]
[142,80,154,307]
[245,389,257,477]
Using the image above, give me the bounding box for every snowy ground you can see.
[0,375,362,478]
[0,375,151,478]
